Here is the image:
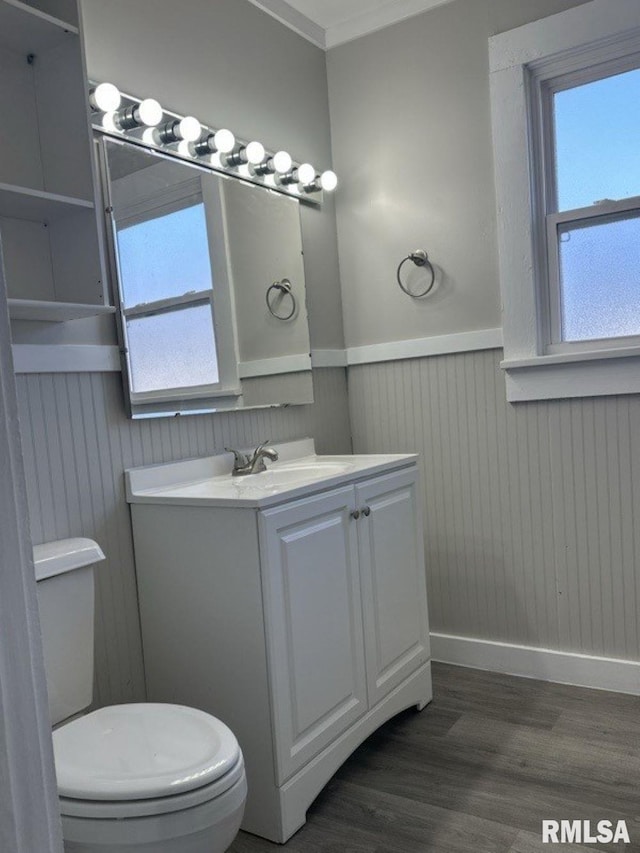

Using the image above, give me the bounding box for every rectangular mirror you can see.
[100,137,313,417]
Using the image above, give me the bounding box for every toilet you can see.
[34,537,247,853]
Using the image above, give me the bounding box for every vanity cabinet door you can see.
[355,467,430,707]
[259,486,367,783]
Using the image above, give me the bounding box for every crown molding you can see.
[245,0,326,48]
[249,0,456,50]
[324,0,457,48]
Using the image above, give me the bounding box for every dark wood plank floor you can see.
[229,663,640,853]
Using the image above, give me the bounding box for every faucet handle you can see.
[253,439,271,457]
[225,447,249,468]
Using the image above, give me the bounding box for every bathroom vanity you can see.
[126,440,431,842]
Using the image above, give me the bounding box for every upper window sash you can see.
[528,54,640,352]
[534,50,640,215]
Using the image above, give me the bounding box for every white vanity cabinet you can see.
[128,446,432,843]
[260,485,368,784]
[355,468,430,705]
[260,468,430,785]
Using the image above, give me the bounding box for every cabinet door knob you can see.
[362,506,371,517]
[350,510,361,520]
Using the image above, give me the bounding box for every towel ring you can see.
[397,249,435,298]
[266,278,296,320]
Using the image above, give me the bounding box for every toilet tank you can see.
[33,538,105,726]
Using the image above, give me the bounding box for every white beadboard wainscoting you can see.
[348,349,640,688]
[15,368,352,708]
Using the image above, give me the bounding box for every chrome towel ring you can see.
[266,278,296,320]
[397,249,435,298]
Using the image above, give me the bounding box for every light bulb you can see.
[178,116,201,142]
[239,164,251,178]
[252,149,292,177]
[297,163,316,184]
[89,83,122,113]
[194,129,238,158]
[209,152,223,169]
[273,150,293,174]
[142,127,157,145]
[214,128,235,154]
[137,98,163,127]
[115,98,164,131]
[90,82,121,113]
[157,117,199,145]
[101,112,120,133]
[246,141,266,165]
[320,170,338,192]
[177,140,193,157]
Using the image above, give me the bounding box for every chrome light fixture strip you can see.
[89,82,339,207]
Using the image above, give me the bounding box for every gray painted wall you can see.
[327,0,592,348]
[17,369,352,706]
[80,0,345,351]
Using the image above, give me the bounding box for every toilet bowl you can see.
[34,538,247,853]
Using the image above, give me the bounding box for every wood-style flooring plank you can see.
[230,664,640,852]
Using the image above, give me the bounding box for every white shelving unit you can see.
[7,299,115,322]
[0,0,78,53]
[0,0,108,322]
[0,183,94,220]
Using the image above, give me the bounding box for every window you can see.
[108,164,240,414]
[489,0,640,401]
[545,65,640,349]
[117,201,221,394]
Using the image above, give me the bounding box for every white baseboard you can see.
[431,632,640,695]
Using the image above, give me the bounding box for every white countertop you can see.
[126,439,417,509]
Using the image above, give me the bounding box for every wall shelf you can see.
[8,299,115,322]
[0,183,94,222]
[0,0,77,54]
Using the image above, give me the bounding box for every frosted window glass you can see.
[554,67,640,212]
[117,203,213,307]
[127,303,219,393]
[559,214,640,342]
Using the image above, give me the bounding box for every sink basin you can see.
[248,460,354,490]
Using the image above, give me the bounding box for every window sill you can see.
[503,349,640,402]
[501,342,640,370]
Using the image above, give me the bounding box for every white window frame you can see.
[489,0,640,402]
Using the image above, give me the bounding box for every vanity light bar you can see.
[89,82,338,204]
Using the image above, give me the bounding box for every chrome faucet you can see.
[225,440,279,476]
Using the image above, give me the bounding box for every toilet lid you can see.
[53,704,241,800]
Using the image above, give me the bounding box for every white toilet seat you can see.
[53,703,242,810]
[59,754,245,819]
